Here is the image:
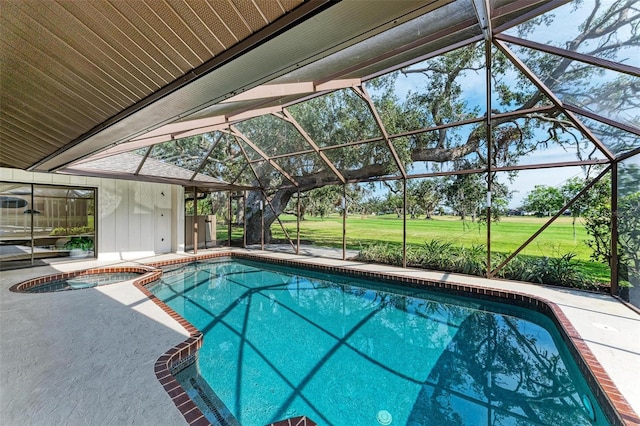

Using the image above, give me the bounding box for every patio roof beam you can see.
[131,115,228,141]
[134,145,153,176]
[388,117,485,141]
[190,132,224,181]
[318,14,481,86]
[352,85,407,179]
[218,80,361,126]
[491,104,557,120]
[249,149,316,162]
[363,35,485,81]
[492,158,610,172]
[277,110,346,184]
[227,105,283,122]
[220,79,362,104]
[472,0,493,41]
[127,104,558,164]
[228,125,299,187]
[237,137,267,189]
[562,104,640,137]
[221,82,315,103]
[70,137,169,164]
[616,146,640,163]
[228,161,253,187]
[58,167,247,191]
[494,39,616,162]
[495,33,640,78]
[492,0,571,34]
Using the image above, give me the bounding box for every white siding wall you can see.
[0,168,185,261]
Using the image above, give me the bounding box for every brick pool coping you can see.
[10,251,639,425]
[8,265,159,293]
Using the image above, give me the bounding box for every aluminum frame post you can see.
[611,162,619,296]
[260,198,264,250]
[243,191,247,248]
[227,191,232,247]
[193,186,198,254]
[342,184,347,261]
[485,39,493,277]
[296,190,301,255]
[403,178,407,268]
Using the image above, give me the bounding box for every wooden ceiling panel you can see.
[211,0,253,41]
[187,1,239,49]
[255,0,287,22]
[167,1,226,55]
[107,1,191,75]
[231,0,270,32]
[0,0,304,171]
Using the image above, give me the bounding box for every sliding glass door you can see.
[0,183,96,269]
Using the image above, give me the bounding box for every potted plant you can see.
[64,237,94,258]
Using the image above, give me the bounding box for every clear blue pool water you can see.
[150,259,608,426]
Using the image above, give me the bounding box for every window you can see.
[0,183,96,269]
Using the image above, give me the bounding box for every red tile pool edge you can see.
[8,265,159,293]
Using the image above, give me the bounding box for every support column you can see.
[193,186,198,255]
[243,191,247,248]
[296,190,301,255]
[342,185,347,261]
[30,185,34,265]
[611,163,619,296]
[227,191,232,247]
[403,178,407,268]
[485,39,493,277]
[260,198,264,250]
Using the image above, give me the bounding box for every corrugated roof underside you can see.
[0,0,302,169]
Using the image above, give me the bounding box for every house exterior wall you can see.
[0,168,185,261]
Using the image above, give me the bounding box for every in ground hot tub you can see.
[10,266,158,293]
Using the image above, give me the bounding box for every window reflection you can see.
[0,183,95,269]
[618,155,640,302]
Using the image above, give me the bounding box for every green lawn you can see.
[270,214,610,283]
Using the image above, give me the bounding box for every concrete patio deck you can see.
[1,247,638,425]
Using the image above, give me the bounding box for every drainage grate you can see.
[190,378,232,426]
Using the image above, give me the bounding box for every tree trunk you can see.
[244,189,295,244]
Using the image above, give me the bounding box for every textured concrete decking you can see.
[0,257,191,425]
[1,248,639,425]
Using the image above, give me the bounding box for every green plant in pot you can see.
[64,237,94,258]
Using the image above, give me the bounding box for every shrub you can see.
[50,226,94,236]
[357,244,402,266]
[64,236,94,251]
[358,240,595,290]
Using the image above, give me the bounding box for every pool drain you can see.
[377,410,392,425]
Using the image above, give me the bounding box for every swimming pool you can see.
[149,258,608,425]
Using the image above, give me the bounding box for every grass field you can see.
[270,214,610,282]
